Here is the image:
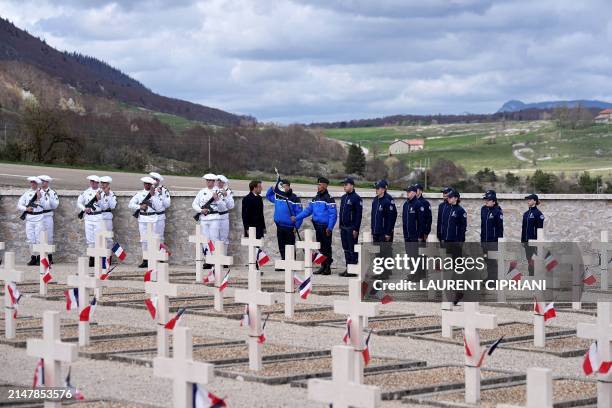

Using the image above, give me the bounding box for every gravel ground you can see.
[0,263,599,408]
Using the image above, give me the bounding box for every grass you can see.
[324,121,612,175]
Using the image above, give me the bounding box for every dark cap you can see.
[374,179,388,189]
[317,176,330,185]
[482,190,497,200]
[342,177,355,185]
[281,179,290,185]
[413,183,424,190]
[405,185,418,192]
[441,187,452,194]
[447,190,460,198]
[524,193,539,201]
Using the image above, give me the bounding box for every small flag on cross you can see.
[41,257,53,283]
[65,288,79,311]
[112,243,127,261]
[79,297,97,322]
[144,296,158,319]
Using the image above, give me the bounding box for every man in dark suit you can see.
[241,180,266,238]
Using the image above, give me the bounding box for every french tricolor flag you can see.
[219,270,230,292]
[534,301,556,321]
[256,248,270,268]
[100,265,117,280]
[41,257,52,283]
[144,269,154,282]
[313,252,327,265]
[65,288,79,311]
[257,313,270,344]
[545,251,558,272]
[112,243,127,261]
[463,332,473,357]
[79,297,97,322]
[203,267,215,284]
[342,317,352,344]
[192,384,226,408]
[164,308,186,330]
[160,243,172,257]
[298,276,312,299]
[64,368,85,401]
[506,260,522,281]
[7,282,22,318]
[362,330,372,366]
[101,256,108,272]
[476,336,504,368]
[583,342,612,375]
[207,240,215,253]
[32,358,44,388]
[583,266,596,285]
[240,305,250,327]
[144,296,158,319]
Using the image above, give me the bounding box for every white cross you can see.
[145,262,180,358]
[142,223,168,274]
[205,240,233,311]
[26,311,78,408]
[335,278,379,383]
[528,228,557,347]
[235,226,277,371]
[154,326,215,408]
[32,230,55,296]
[308,345,381,408]
[275,245,304,318]
[592,231,612,291]
[86,225,113,299]
[497,367,553,408]
[296,229,320,280]
[418,241,454,336]
[487,238,521,302]
[66,257,106,346]
[0,252,25,339]
[578,302,612,408]
[350,231,374,279]
[560,245,596,310]
[442,302,497,404]
[188,225,209,282]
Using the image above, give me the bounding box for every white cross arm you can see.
[66,275,104,289]
[26,339,77,363]
[145,281,179,298]
[234,288,275,306]
[442,310,497,330]
[153,357,213,384]
[308,379,381,407]
[334,299,379,319]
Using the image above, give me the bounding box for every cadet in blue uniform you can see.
[371,180,397,243]
[414,183,432,241]
[444,190,466,242]
[338,177,362,277]
[521,193,544,275]
[480,190,504,281]
[436,187,452,242]
[296,177,337,275]
[402,185,423,242]
[266,178,302,261]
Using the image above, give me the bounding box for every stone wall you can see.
[1,189,611,266]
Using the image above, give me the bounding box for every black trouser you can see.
[523,243,537,276]
[481,241,498,282]
[340,227,358,265]
[404,240,424,281]
[276,225,296,260]
[314,222,333,267]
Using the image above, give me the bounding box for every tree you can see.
[427,158,467,187]
[529,169,557,193]
[344,143,366,175]
[475,167,497,183]
[505,172,520,188]
[578,171,602,193]
[365,157,387,181]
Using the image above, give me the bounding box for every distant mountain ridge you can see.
[497,99,612,113]
[0,17,251,126]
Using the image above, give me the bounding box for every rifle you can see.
[133,191,152,218]
[193,193,216,221]
[78,190,101,220]
[19,189,39,221]
[274,167,301,241]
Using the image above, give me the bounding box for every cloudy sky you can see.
[2,0,612,123]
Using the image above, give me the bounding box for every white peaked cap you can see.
[87,175,100,182]
[203,173,217,180]
[149,172,163,181]
[100,176,113,183]
[140,176,156,184]
[27,176,42,184]
[217,175,228,183]
[38,175,53,182]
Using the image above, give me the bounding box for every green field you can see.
[324,121,612,175]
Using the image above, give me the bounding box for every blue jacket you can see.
[444,204,467,242]
[418,196,432,237]
[339,191,362,231]
[521,206,544,242]
[266,184,303,229]
[296,190,337,230]
[371,193,397,236]
[481,205,503,242]
[402,197,424,241]
[437,201,451,241]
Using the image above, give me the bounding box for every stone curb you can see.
[318,314,436,335]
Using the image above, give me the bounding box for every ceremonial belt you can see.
[139,211,157,216]
[155,211,165,215]
[204,210,228,216]
[41,209,53,213]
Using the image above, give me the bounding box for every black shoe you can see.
[27,255,37,266]
[48,254,53,264]
[275,268,283,272]
[320,265,331,275]
[138,260,148,268]
[35,255,40,266]
[339,270,357,277]
[89,257,95,267]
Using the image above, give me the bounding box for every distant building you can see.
[388,139,424,155]
[594,109,612,124]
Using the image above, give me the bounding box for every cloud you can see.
[1,0,612,123]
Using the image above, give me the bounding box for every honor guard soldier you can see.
[371,179,397,243]
[18,176,44,265]
[99,176,117,252]
[436,187,452,242]
[266,177,302,261]
[338,177,362,277]
[402,185,424,243]
[295,176,337,275]
[216,175,235,245]
[521,193,544,275]
[414,183,432,241]
[148,172,171,243]
[481,190,503,281]
[77,175,102,266]
[38,175,59,263]
[192,174,227,263]
[129,176,164,268]
[444,190,467,242]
